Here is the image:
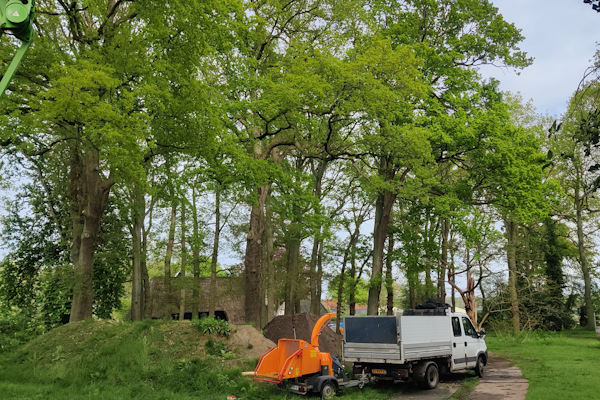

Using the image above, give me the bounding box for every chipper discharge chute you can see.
[253,313,366,399]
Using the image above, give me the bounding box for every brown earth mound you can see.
[263,313,342,357]
[158,321,275,361]
[229,325,275,359]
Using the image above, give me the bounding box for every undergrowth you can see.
[192,317,231,337]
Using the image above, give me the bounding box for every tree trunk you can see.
[191,186,201,320]
[309,232,322,315]
[262,200,275,326]
[284,233,301,315]
[367,190,396,315]
[505,219,520,333]
[131,184,145,321]
[209,186,221,318]
[385,232,394,316]
[465,273,477,325]
[575,180,595,330]
[70,149,112,322]
[68,141,84,321]
[348,243,357,316]
[438,218,449,302]
[409,281,416,309]
[310,160,327,315]
[179,200,187,321]
[450,232,456,312]
[316,243,324,311]
[244,185,269,326]
[336,242,351,332]
[141,194,152,319]
[163,201,176,318]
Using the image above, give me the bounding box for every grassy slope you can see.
[487,329,600,400]
[0,320,281,400]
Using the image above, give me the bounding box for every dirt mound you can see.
[263,313,342,357]
[229,325,275,359]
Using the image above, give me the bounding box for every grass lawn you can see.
[487,329,600,400]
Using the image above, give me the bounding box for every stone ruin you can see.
[147,276,246,324]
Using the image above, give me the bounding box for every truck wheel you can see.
[475,355,485,378]
[421,363,439,390]
[321,382,336,400]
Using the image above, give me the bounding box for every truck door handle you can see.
[464,342,467,347]
[453,343,456,348]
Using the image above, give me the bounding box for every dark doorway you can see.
[170,311,228,321]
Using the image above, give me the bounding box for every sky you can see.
[479,0,600,118]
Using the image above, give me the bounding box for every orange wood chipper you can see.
[253,313,366,399]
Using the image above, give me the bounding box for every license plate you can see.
[372,369,387,375]
[290,385,299,391]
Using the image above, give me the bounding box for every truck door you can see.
[451,316,465,370]
[461,317,479,368]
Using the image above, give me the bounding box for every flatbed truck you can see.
[343,307,487,389]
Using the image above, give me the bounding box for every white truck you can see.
[343,307,487,389]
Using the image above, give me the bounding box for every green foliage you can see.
[483,277,575,332]
[38,265,73,328]
[204,339,234,359]
[327,273,369,307]
[192,317,231,337]
[0,307,44,353]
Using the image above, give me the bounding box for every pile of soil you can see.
[158,321,275,360]
[263,313,342,357]
[229,325,275,359]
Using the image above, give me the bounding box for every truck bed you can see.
[343,315,452,364]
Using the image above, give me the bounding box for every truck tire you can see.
[475,355,485,378]
[321,382,336,400]
[421,363,439,390]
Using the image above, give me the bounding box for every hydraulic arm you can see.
[0,0,34,97]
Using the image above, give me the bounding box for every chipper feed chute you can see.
[253,313,335,383]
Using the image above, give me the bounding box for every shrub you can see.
[205,338,234,359]
[0,307,45,353]
[192,317,231,337]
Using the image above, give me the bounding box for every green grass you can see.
[448,376,478,400]
[487,329,600,400]
[0,320,283,400]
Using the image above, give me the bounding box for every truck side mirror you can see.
[478,328,486,338]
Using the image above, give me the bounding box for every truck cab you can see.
[449,312,487,372]
[450,313,487,371]
[343,307,487,389]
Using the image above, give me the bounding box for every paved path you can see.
[389,373,466,400]
[469,354,528,400]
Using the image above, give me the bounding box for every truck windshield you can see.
[461,317,476,337]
